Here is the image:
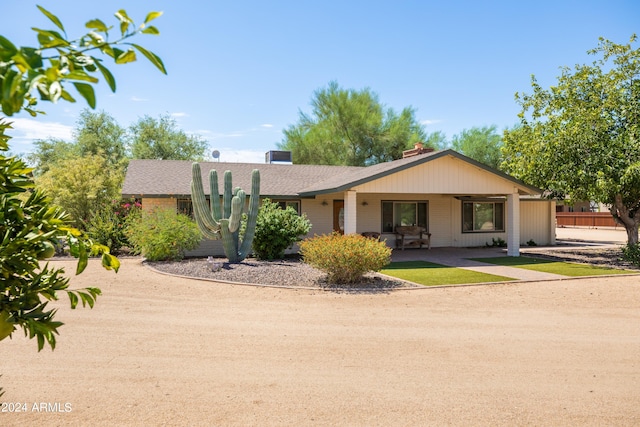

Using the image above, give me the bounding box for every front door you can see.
[333,200,344,234]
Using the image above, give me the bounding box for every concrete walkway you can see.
[389,227,629,283]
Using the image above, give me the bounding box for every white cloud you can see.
[260,123,274,128]
[171,112,188,118]
[7,118,73,151]
[130,96,148,102]
[420,119,442,126]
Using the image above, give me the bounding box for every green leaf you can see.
[32,28,69,48]
[94,60,116,92]
[101,253,120,273]
[115,49,136,64]
[141,26,160,35]
[72,82,96,109]
[37,5,66,34]
[114,9,133,35]
[75,242,88,275]
[60,89,76,103]
[0,35,18,55]
[68,292,78,309]
[144,11,163,24]
[85,19,108,32]
[132,44,167,74]
[65,70,99,83]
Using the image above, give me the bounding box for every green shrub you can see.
[300,232,392,284]
[621,242,640,266]
[126,208,202,261]
[253,199,312,260]
[87,198,141,254]
[486,237,507,247]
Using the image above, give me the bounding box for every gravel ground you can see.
[147,256,413,291]
[525,246,639,270]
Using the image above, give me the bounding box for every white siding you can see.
[354,155,525,195]
[520,200,555,246]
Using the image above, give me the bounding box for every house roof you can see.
[122,150,541,198]
[121,159,361,198]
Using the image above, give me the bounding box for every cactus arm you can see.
[209,170,222,221]
[228,191,244,233]
[238,169,261,258]
[191,163,221,239]
[223,171,233,219]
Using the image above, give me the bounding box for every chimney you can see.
[402,142,434,158]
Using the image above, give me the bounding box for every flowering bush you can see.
[87,198,141,254]
[300,232,391,284]
[126,208,201,261]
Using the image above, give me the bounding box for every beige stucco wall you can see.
[140,191,554,258]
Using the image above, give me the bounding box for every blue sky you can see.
[3,0,639,162]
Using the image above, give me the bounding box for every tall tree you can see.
[28,137,78,175]
[451,125,503,169]
[130,114,208,160]
[423,131,448,151]
[74,109,128,167]
[502,35,640,244]
[29,110,128,176]
[278,81,427,166]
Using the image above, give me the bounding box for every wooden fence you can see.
[556,212,618,228]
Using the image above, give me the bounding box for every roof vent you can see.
[402,142,434,158]
[265,150,293,164]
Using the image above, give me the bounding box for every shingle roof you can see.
[122,150,541,198]
[121,159,362,197]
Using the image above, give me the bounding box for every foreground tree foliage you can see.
[502,35,640,244]
[0,5,164,350]
[0,122,117,350]
[278,81,427,166]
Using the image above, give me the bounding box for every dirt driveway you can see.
[1,258,639,426]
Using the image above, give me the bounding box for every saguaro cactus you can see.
[191,163,260,263]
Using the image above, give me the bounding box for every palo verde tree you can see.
[452,125,503,170]
[130,113,208,161]
[502,35,640,244]
[278,81,427,166]
[0,5,165,350]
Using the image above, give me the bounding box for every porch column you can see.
[549,200,557,245]
[507,190,520,256]
[344,190,357,234]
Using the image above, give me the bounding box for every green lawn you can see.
[380,261,516,286]
[469,256,635,277]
